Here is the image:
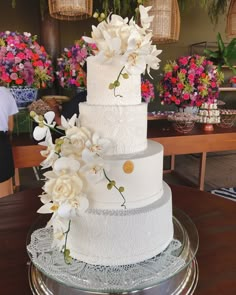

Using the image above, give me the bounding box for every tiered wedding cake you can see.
[33,5,173,266]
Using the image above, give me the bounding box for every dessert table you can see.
[1,185,236,294]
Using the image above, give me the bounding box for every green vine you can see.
[108,66,129,97]
[63,220,72,264]
[103,169,126,209]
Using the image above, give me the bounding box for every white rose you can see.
[66,126,91,141]
[60,140,83,160]
[44,173,84,202]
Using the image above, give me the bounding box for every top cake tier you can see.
[86,56,141,106]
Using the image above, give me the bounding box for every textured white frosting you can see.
[86,140,163,209]
[86,56,141,105]
[79,102,147,155]
[68,182,173,266]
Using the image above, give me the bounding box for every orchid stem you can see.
[113,66,125,98]
[103,169,126,209]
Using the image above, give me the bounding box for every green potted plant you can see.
[204,32,236,75]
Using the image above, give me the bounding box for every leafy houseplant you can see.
[158,54,224,107]
[204,32,236,75]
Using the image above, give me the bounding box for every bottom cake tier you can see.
[67,182,173,266]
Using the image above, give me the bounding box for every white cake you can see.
[63,53,174,265]
[33,5,173,267]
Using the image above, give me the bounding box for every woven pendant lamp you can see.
[145,0,180,44]
[226,0,236,38]
[48,0,93,20]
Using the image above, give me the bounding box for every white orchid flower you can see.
[53,156,81,174]
[57,195,89,219]
[37,201,55,214]
[38,192,52,204]
[40,144,59,169]
[82,133,112,162]
[146,46,162,77]
[122,50,146,75]
[60,113,79,130]
[80,158,109,184]
[50,216,68,250]
[139,5,154,30]
[33,111,56,142]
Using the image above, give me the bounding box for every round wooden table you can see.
[0,185,236,295]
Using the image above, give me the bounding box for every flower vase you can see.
[178,106,199,115]
[203,123,214,132]
[231,83,236,88]
[10,87,38,109]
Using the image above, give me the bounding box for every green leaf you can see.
[217,33,225,53]
[11,0,16,8]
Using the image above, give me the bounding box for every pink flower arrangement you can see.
[141,78,155,103]
[159,55,224,107]
[0,31,54,88]
[56,38,97,88]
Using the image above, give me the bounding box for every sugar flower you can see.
[32,111,56,142]
[82,133,112,162]
[32,111,125,260]
[83,5,162,77]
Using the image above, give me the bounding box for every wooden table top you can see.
[0,185,236,294]
[148,120,236,156]
[147,119,236,138]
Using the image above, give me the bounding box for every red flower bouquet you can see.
[141,78,155,103]
[0,31,54,88]
[229,76,236,84]
[159,55,224,107]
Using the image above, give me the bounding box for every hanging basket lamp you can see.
[48,0,93,20]
[226,0,236,38]
[145,0,180,44]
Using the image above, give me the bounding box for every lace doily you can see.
[27,227,185,292]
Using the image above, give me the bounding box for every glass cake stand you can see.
[26,207,199,295]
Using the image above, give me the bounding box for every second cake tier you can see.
[79,102,147,155]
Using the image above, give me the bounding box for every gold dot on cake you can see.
[123,160,134,174]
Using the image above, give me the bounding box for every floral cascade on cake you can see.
[29,5,174,267]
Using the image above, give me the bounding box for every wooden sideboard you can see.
[148,120,236,190]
